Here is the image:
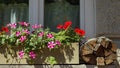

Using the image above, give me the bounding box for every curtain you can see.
[44,1,80,32]
[0,3,28,28]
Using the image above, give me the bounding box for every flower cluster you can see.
[57,21,72,30]
[0,21,85,65]
[57,21,85,36]
[56,21,85,43]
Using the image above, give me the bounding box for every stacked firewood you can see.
[80,36,117,65]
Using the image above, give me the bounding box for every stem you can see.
[61,25,70,35]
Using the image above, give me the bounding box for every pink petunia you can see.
[32,24,42,29]
[22,29,30,34]
[47,41,56,49]
[19,22,29,27]
[47,33,54,38]
[7,23,17,29]
[16,31,21,37]
[19,36,26,42]
[38,32,44,37]
[18,50,24,59]
[29,51,36,59]
[55,40,61,46]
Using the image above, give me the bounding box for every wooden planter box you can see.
[0,43,79,64]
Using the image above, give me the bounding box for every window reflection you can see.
[44,0,80,32]
[0,0,29,28]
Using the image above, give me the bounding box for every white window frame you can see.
[80,0,96,39]
[29,0,96,39]
[29,0,44,25]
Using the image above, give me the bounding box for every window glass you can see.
[44,0,80,32]
[0,0,29,28]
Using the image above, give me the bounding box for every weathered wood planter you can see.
[0,43,79,64]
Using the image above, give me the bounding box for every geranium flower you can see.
[29,51,36,59]
[47,33,54,38]
[19,36,26,42]
[74,28,80,33]
[18,51,24,59]
[16,31,21,37]
[7,23,16,29]
[63,21,72,30]
[1,27,9,33]
[55,40,61,46]
[32,24,42,29]
[19,22,29,27]
[74,28,85,36]
[47,41,56,49]
[57,24,63,29]
[22,29,30,34]
[38,32,44,37]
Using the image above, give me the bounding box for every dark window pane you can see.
[0,0,29,28]
[0,0,28,4]
[44,0,80,32]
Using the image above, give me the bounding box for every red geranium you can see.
[1,27,9,33]
[74,28,85,36]
[57,24,63,29]
[63,21,72,30]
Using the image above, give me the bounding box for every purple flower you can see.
[29,51,36,59]
[18,51,24,59]
[19,22,29,27]
[47,41,56,49]
[47,33,54,38]
[7,23,17,29]
[38,32,44,37]
[22,29,30,34]
[32,24,42,29]
[55,40,61,46]
[16,31,21,37]
[19,36,26,42]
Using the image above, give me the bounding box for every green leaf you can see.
[34,42,38,45]
[1,38,5,44]
[45,56,57,66]
[29,42,34,46]
[38,37,42,41]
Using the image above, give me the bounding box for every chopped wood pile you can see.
[80,36,117,65]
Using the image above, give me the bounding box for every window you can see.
[44,0,80,32]
[0,0,29,28]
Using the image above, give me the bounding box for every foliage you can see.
[0,21,85,66]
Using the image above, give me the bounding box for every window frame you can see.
[29,0,96,39]
[80,0,96,39]
[29,0,44,25]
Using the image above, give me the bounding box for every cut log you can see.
[86,54,97,65]
[80,36,117,65]
[81,45,93,55]
[105,59,113,65]
[95,45,105,57]
[111,43,117,52]
[96,57,105,65]
[104,50,113,56]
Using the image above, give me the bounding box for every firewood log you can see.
[96,57,105,65]
[80,36,117,65]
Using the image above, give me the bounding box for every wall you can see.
[96,0,120,48]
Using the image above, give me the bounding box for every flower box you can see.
[0,43,79,64]
[0,21,85,65]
